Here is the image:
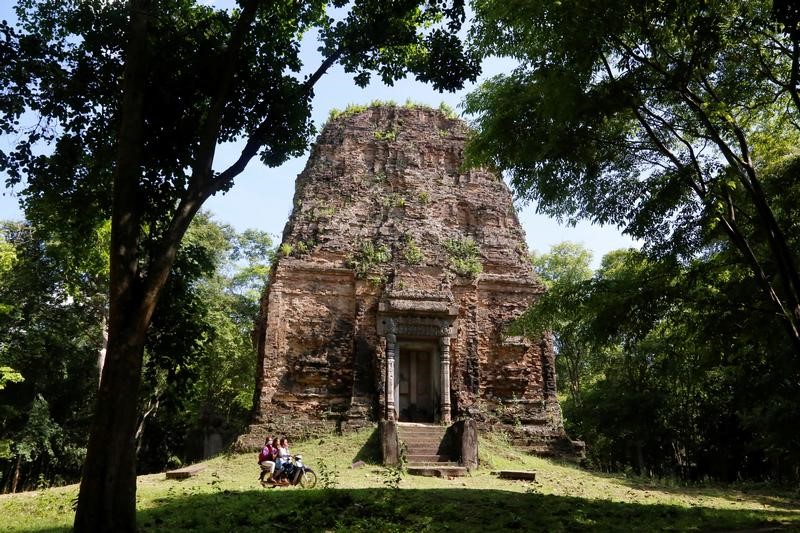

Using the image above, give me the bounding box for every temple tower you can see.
[248,104,566,446]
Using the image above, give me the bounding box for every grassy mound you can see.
[1,428,798,532]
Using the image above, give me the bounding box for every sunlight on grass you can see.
[1,427,798,531]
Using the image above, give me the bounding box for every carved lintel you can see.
[377,314,456,339]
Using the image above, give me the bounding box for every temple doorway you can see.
[397,347,437,422]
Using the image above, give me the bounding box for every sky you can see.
[0,1,637,268]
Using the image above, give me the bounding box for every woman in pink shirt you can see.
[258,435,276,483]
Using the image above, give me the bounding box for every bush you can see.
[279,243,293,257]
[444,236,483,278]
[374,128,398,141]
[402,239,424,265]
[346,241,391,279]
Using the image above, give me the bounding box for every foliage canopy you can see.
[467,0,800,350]
[1,1,479,527]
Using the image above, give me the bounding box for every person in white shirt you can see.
[274,437,291,483]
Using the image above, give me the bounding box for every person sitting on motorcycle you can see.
[273,437,291,483]
[258,435,276,483]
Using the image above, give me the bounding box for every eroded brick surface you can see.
[243,106,566,449]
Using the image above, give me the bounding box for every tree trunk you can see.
[10,454,21,493]
[135,392,161,455]
[635,441,645,476]
[74,331,147,532]
[74,1,150,531]
[97,309,108,386]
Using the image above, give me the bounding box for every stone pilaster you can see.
[440,334,451,424]
[385,332,397,421]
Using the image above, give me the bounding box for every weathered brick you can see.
[248,105,565,443]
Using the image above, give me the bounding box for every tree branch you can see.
[207,48,345,196]
[190,0,262,191]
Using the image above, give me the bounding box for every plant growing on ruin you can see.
[327,103,370,121]
[294,240,310,255]
[444,236,483,278]
[374,127,399,141]
[374,98,398,108]
[278,240,313,258]
[279,243,294,257]
[418,191,430,204]
[312,204,336,220]
[328,100,459,125]
[399,440,409,469]
[367,274,387,286]
[346,241,391,279]
[438,102,457,119]
[402,239,424,265]
[382,193,406,209]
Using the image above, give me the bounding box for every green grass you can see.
[2,428,799,532]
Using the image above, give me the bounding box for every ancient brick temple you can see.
[247,104,566,447]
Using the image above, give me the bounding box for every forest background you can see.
[1,0,800,505]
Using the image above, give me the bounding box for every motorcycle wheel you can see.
[299,468,317,489]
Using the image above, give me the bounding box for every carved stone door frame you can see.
[379,316,454,424]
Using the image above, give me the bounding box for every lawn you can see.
[1,428,798,532]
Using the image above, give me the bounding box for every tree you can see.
[136,213,272,472]
[466,0,800,353]
[522,242,594,407]
[1,1,479,529]
[0,221,102,493]
[187,224,275,429]
[0,213,271,491]
[518,242,800,480]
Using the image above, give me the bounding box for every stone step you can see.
[514,442,584,461]
[407,465,468,478]
[403,445,446,453]
[403,441,446,450]
[165,464,206,479]
[398,433,447,441]
[509,435,565,446]
[397,429,447,438]
[407,454,452,463]
[398,423,453,460]
[515,446,562,457]
[400,437,445,446]
[497,470,537,481]
[406,448,444,456]
[397,424,447,430]
[397,423,446,431]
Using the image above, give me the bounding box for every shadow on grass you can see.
[533,457,800,513]
[18,487,796,532]
[352,427,381,465]
[611,476,800,512]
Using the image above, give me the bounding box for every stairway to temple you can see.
[509,434,586,461]
[397,423,467,477]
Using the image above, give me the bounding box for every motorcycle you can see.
[262,454,317,489]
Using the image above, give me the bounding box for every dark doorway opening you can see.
[398,348,435,422]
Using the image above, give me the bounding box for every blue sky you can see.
[0,1,637,268]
